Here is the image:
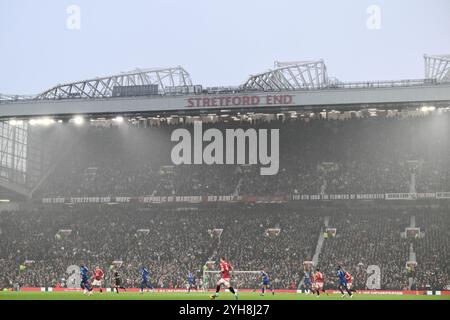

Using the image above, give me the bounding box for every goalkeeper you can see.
[202,264,209,290]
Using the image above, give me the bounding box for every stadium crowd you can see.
[1,204,449,290]
[35,112,450,199]
[1,111,449,291]
[318,207,412,290]
[413,210,450,290]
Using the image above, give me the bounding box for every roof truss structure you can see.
[242,60,328,91]
[424,54,450,81]
[0,94,36,102]
[35,66,192,100]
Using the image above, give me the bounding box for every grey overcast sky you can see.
[1,0,450,94]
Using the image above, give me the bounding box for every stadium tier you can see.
[0,112,449,291]
[32,113,450,198]
[0,205,449,290]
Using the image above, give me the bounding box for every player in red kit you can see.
[92,266,104,293]
[345,271,356,293]
[312,268,326,296]
[210,256,239,300]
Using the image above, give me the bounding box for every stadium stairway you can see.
[408,243,417,290]
[410,172,416,194]
[320,178,327,195]
[203,237,221,267]
[312,216,329,266]
[409,243,417,262]
[407,214,418,290]
[233,177,243,196]
[298,217,329,291]
[410,215,416,228]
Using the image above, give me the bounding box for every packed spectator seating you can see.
[1,204,449,290]
[318,207,412,290]
[413,210,450,290]
[1,111,450,291]
[35,112,450,199]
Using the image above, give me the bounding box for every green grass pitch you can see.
[1,291,449,300]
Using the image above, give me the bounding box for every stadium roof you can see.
[242,60,328,91]
[35,66,192,100]
[1,54,450,118]
[424,54,450,82]
[1,54,449,104]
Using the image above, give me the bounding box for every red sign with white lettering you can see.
[186,95,294,108]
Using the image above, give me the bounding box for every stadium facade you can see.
[0,54,449,201]
[1,54,450,118]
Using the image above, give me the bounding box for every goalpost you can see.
[203,270,263,291]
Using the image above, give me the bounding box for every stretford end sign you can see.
[185,94,294,108]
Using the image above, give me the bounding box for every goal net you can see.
[202,270,263,291]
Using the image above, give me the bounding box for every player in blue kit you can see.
[337,266,353,298]
[80,265,92,295]
[303,270,313,294]
[260,271,275,296]
[187,271,195,293]
[139,267,154,294]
